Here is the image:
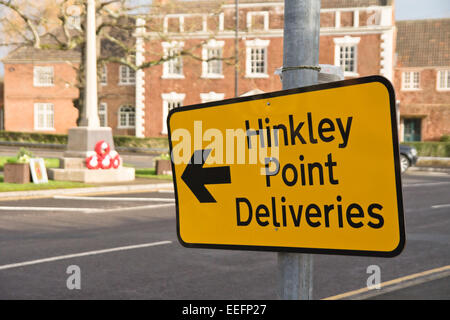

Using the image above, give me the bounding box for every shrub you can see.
[0,131,169,149]
[402,142,450,157]
[440,135,450,142]
[0,131,68,144]
[113,135,169,149]
[6,148,34,164]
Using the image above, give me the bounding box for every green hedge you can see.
[0,131,68,144]
[402,142,450,157]
[0,131,169,149]
[113,135,168,149]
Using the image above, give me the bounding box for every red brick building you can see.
[2,0,448,142]
[1,37,136,135]
[394,19,450,141]
[2,45,80,134]
[140,0,396,137]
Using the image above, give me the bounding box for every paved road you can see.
[0,171,448,299]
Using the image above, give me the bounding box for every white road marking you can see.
[53,195,175,202]
[0,240,172,271]
[158,190,174,193]
[0,206,102,213]
[0,203,175,214]
[87,203,175,214]
[324,265,450,300]
[431,204,450,209]
[403,181,450,188]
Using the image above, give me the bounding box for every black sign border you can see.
[167,75,405,258]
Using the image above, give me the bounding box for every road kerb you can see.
[0,183,174,201]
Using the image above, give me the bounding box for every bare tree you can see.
[0,0,233,124]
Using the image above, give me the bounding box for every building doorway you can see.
[403,118,422,141]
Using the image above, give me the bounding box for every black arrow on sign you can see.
[181,149,231,203]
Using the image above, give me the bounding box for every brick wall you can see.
[3,62,79,134]
[99,62,135,136]
[394,67,450,141]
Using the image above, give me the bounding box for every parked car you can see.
[399,144,418,173]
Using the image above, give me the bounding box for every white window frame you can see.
[118,65,135,85]
[118,105,135,129]
[100,65,107,86]
[161,92,185,134]
[436,69,450,91]
[401,70,420,91]
[247,11,269,31]
[34,103,54,130]
[67,15,81,30]
[99,102,107,127]
[163,14,185,33]
[200,92,225,103]
[333,36,360,77]
[33,66,54,87]
[162,41,185,79]
[202,39,225,79]
[245,39,270,78]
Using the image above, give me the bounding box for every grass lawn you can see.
[135,168,172,180]
[0,158,171,192]
[0,157,91,192]
[0,156,60,170]
[0,176,91,192]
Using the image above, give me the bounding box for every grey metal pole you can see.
[278,0,321,300]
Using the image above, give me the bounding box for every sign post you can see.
[279,0,321,300]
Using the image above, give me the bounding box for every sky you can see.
[395,0,450,20]
[1,0,449,77]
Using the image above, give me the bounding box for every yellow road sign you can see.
[168,76,405,257]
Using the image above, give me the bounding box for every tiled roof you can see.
[3,46,81,63]
[2,32,81,63]
[321,0,392,8]
[396,19,450,67]
[222,0,392,8]
[159,0,392,13]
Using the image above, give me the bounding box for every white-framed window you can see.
[99,102,107,127]
[437,69,450,91]
[67,15,81,30]
[119,65,135,85]
[245,39,270,78]
[161,92,185,134]
[34,103,54,130]
[162,41,184,79]
[247,11,269,31]
[33,66,54,87]
[163,14,185,33]
[118,105,135,128]
[333,36,360,77]
[100,65,107,85]
[200,92,225,103]
[66,5,81,30]
[401,71,420,90]
[202,39,224,79]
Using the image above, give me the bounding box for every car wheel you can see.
[400,154,410,173]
